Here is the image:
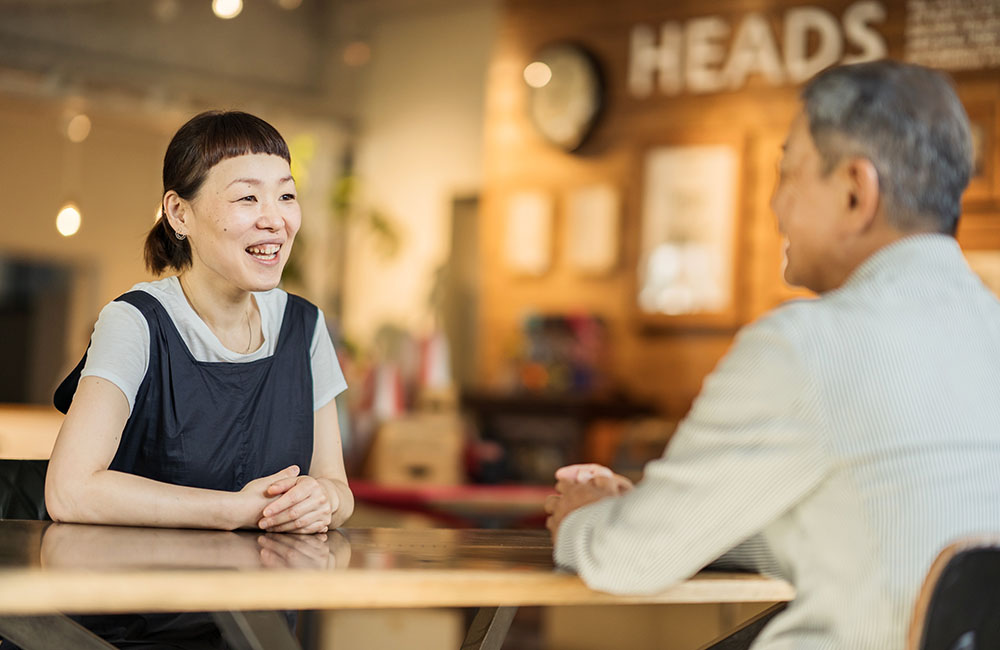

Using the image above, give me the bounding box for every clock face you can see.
[526,44,603,152]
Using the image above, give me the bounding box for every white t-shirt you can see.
[80,276,348,415]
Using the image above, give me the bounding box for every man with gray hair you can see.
[545,60,1000,649]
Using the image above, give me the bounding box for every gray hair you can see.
[801,60,973,235]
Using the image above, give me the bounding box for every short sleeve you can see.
[79,300,151,415]
[310,307,348,410]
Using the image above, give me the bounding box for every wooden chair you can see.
[907,538,1000,650]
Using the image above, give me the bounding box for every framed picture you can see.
[635,139,744,329]
[565,184,620,276]
[962,98,998,205]
[504,190,554,276]
[956,94,1000,250]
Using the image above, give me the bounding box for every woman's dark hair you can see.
[144,110,292,275]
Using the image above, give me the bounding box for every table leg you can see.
[0,615,117,649]
[213,611,302,650]
[460,606,518,650]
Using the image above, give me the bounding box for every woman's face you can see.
[180,153,301,294]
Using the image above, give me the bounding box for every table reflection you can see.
[0,520,556,575]
[340,527,555,571]
[40,523,351,571]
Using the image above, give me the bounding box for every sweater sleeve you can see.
[554,314,828,594]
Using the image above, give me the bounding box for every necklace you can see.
[178,276,255,354]
[244,307,253,353]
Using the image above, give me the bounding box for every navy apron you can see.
[46,289,316,649]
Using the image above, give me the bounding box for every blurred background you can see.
[0,0,998,647]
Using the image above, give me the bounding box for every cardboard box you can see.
[367,412,465,485]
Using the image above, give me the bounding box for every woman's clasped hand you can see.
[260,469,338,534]
[236,466,346,534]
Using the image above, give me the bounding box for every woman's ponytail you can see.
[143,211,191,275]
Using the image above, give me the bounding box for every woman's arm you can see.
[257,398,354,533]
[311,397,354,527]
[45,375,295,530]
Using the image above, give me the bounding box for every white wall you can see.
[0,93,347,384]
[0,96,170,357]
[345,0,498,346]
[0,0,498,375]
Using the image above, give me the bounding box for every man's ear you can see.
[843,157,880,233]
[163,191,190,236]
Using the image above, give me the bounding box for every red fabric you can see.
[349,480,555,528]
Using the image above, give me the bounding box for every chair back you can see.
[908,538,1000,650]
[0,459,49,520]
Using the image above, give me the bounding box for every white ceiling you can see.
[0,0,463,123]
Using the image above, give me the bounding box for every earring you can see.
[175,232,187,241]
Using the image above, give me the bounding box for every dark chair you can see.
[0,459,49,649]
[907,538,1000,650]
[0,459,48,520]
[697,603,787,650]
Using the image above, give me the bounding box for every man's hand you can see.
[545,464,633,544]
[555,463,615,483]
[258,475,338,534]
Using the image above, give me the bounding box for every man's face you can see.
[771,113,848,294]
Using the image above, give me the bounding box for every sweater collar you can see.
[838,233,963,291]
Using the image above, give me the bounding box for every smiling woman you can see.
[168,151,302,355]
[23,111,355,650]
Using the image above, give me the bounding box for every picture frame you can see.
[956,94,1000,250]
[633,135,745,329]
[504,190,554,276]
[564,183,620,276]
[962,97,999,206]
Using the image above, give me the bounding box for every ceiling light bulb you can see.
[212,0,242,20]
[66,114,91,143]
[56,203,82,237]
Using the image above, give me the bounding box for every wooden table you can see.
[0,520,794,650]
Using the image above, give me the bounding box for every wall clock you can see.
[526,43,604,152]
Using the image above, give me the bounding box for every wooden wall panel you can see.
[480,0,1000,417]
